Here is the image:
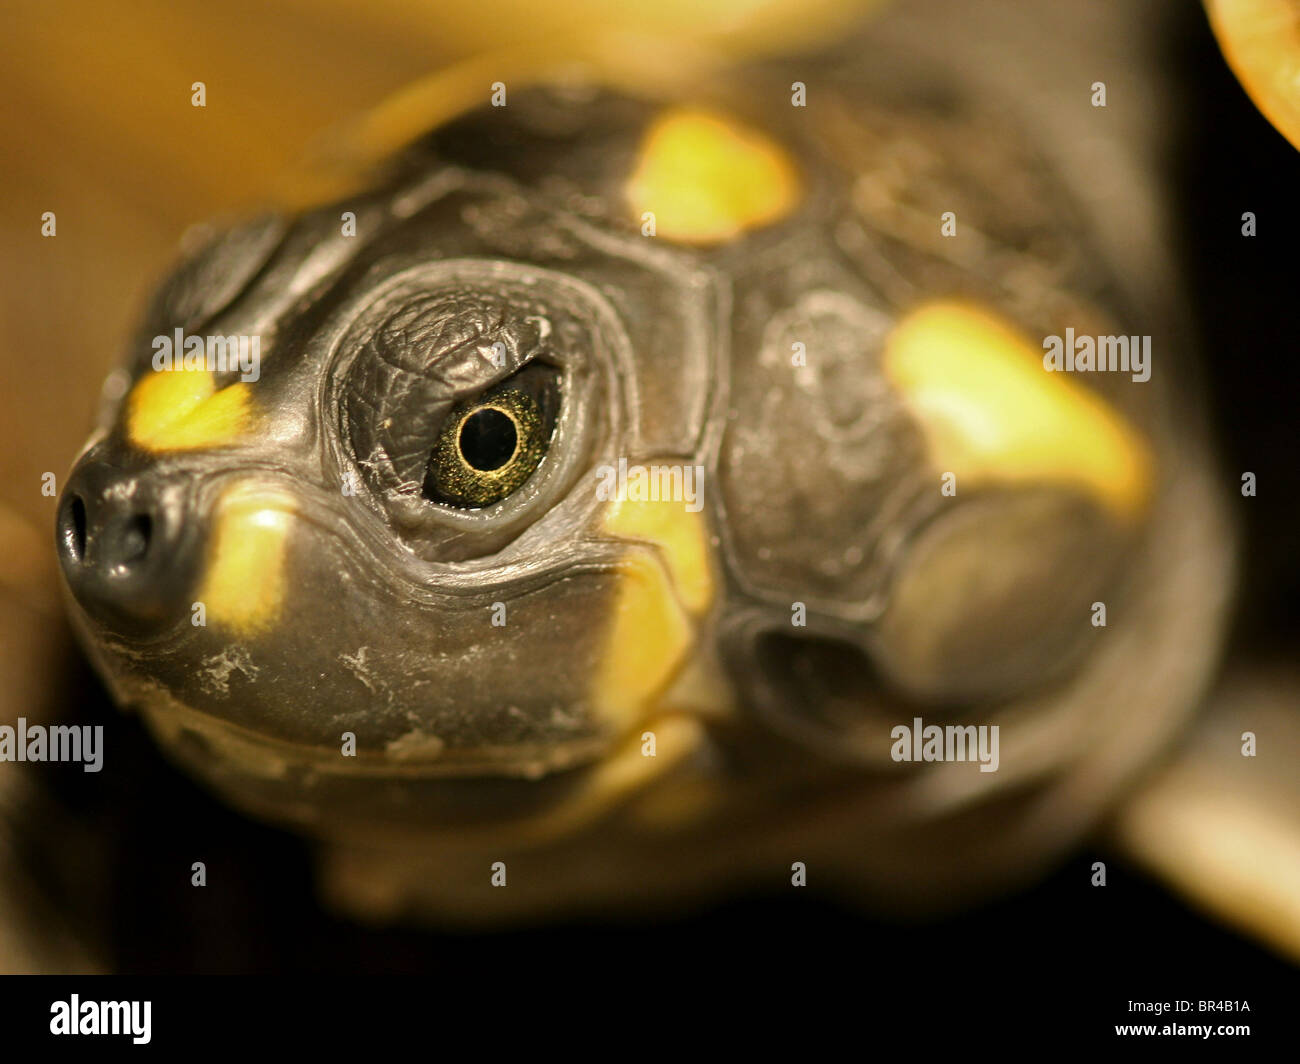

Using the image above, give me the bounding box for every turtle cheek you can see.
[870,491,1132,705]
[55,454,203,638]
[870,300,1157,703]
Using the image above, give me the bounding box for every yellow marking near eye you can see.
[591,551,693,726]
[581,493,729,822]
[591,495,715,727]
[602,493,713,614]
[883,302,1154,519]
[197,483,296,635]
[1206,0,1300,151]
[127,366,252,452]
[625,106,801,245]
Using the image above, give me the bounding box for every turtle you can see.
[2,0,1298,974]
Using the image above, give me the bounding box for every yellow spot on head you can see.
[592,551,692,727]
[198,483,296,635]
[625,106,801,245]
[592,492,715,726]
[128,366,252,452]
[602,493,713,614]
[883,302,1154,519]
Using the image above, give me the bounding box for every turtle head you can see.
[55,145,724,839]
[54,84,1234,913]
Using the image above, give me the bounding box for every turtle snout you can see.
[56,458,199,635]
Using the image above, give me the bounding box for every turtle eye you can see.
[422,363,560,508]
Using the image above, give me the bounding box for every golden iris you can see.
[423,388,547,507]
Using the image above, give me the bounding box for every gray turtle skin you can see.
[51,59,1233,923]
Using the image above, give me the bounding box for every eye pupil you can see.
[421,366,559,509]
[459,407,518,471]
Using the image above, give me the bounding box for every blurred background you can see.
[0,0,1295,1002]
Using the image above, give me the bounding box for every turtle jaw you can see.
[122,684,717,850]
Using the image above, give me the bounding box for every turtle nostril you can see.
[100,508,155,574]
[57,462,197,634]
[119,513,152,566]
[67,495,87,562]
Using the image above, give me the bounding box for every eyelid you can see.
[370,293,551,392]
